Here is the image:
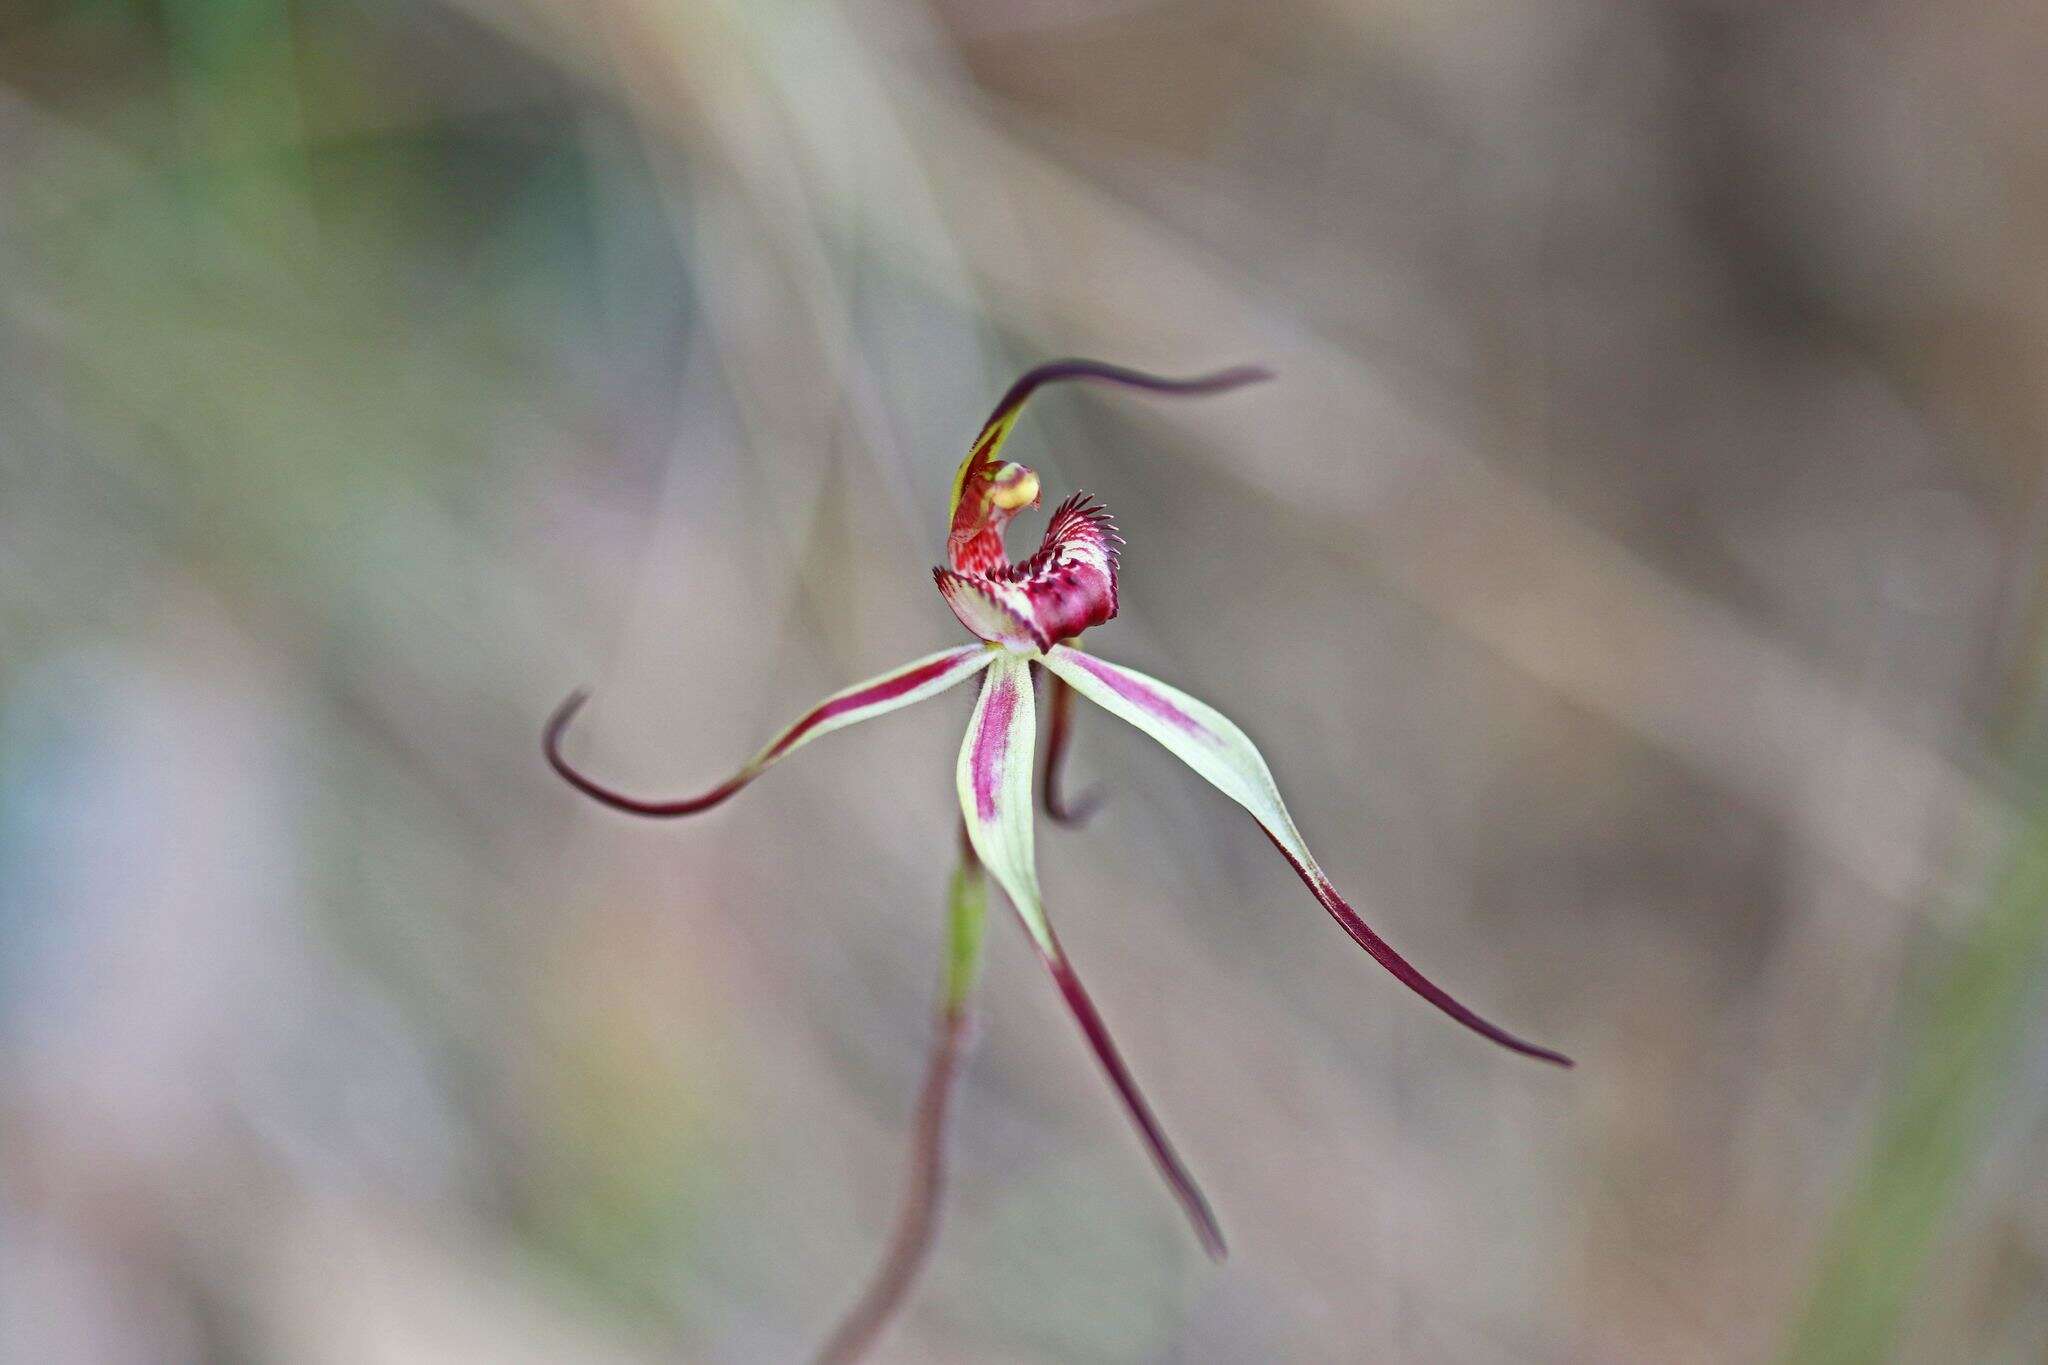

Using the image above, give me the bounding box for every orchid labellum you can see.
[547,360,1569,1360]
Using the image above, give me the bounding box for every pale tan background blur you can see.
[4,1,2047,1361]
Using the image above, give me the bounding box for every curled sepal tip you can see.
[1042,645,1572,1068]
[956,655,1227,1257]
[546,644,997,818]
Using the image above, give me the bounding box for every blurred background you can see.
[4,0,2046,1360]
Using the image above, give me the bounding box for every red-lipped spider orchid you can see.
[546,360,1570,1360]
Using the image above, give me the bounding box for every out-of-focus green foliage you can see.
[1785,802,2048,1365]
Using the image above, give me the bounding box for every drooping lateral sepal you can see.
[547,644,997,817]
[1042,646,1571,1067]
[1038,664,1102,825]
[955,655,1227,1257]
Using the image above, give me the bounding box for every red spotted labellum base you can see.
[935,494,1121,652]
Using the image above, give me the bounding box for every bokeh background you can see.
[5,1,2047,1360]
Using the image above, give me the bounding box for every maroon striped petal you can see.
[1044,646,1572,1067]
[956,657,1226,1257]
[546,645,996,818]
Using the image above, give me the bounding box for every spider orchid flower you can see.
[547,359,1570,1301]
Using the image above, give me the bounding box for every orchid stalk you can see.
[546,360,1570,1356]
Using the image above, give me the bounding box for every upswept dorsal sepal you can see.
[937,360,1262,650]
[944,359,1268,575]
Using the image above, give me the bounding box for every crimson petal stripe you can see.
[1043,645,1572,1067]
[547,645,997,818]
[955,656,1227,1257]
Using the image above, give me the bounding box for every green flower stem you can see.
[815,836,988,1365]
[944,844,989,1011]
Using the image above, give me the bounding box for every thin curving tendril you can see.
[543,689,747,817]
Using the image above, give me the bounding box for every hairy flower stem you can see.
[814,840,987,1365]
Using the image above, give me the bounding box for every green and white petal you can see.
[547,644,997,817]
[956,655,1227,1258]
[957,656,1051,950]
[1042,645,1571,1067]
